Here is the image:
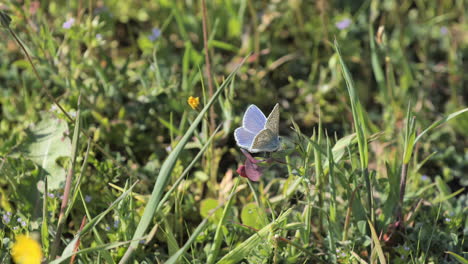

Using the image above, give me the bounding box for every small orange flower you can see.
[187,96,200,110]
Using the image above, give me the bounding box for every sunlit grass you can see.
[0,1,467,263]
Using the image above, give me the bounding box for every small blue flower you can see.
[63,18,75,29]
[96,33,103,40]
[85,195,92,203]
[445,217,451,222]
[21,221,26,227]
[421,175,429,181]
[149,28,161,42]
[336,18,351,30]
[48,193,55,198]
[2,213,11,224]
[113,220,120,228]
[440,26,448,35]
[105,226,111,231]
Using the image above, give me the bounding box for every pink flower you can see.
[237,149,264,182]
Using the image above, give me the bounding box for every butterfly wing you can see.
[234,127,256,149]
[250,128,280,153]
[265,103,280,135]
[243,105,267,134]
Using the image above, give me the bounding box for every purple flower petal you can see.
[63,18,75,29]
[148,28,161,42]
[440,26,448,35]
[336,18,352,30]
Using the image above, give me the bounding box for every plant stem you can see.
[201,0,215,134]
[397,162,408,221]
[201,0,217,188]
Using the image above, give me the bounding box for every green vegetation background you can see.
[0,0,467,263]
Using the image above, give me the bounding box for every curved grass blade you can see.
[49,237,145,264]
[166,178,240,264]
[60,181,138,258]
[206,178,240,264]
[368,219,387,264]
[119,58,246,263]
[334,39,368,169]
[414,108,468,144]
[445,251,468,264]
[216,209,292,264]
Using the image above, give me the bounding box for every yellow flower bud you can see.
[187,96,200,110]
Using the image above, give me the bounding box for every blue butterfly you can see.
[234,104,280,153]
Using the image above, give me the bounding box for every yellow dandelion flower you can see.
[187,96,200,110]
[11,235,43,264]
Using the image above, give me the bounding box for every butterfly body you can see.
[234,104,281,153]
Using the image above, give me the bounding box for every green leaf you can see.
[200,198,223,224]
[20,112,72,190]
[241,203,264,230]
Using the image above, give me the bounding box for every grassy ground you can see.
[0,0,467,263]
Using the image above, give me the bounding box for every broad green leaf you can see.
[241,203,264,230]
[20,112,72,190]
[200,198,223,224]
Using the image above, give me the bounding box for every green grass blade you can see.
[60,181,139,257]
[334,40,368,169]
[120,58,246,261]
[446,251,468,264]
[156,125,221,213]
[42,177,49,256]
[167,178,239,264]
[216,209,292,264]
[206,178,240,264]
[50,238,145,264]
[368,23,386,99]
[164,218,210,264]
[368,220,387,264]
[414,108,468,144]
